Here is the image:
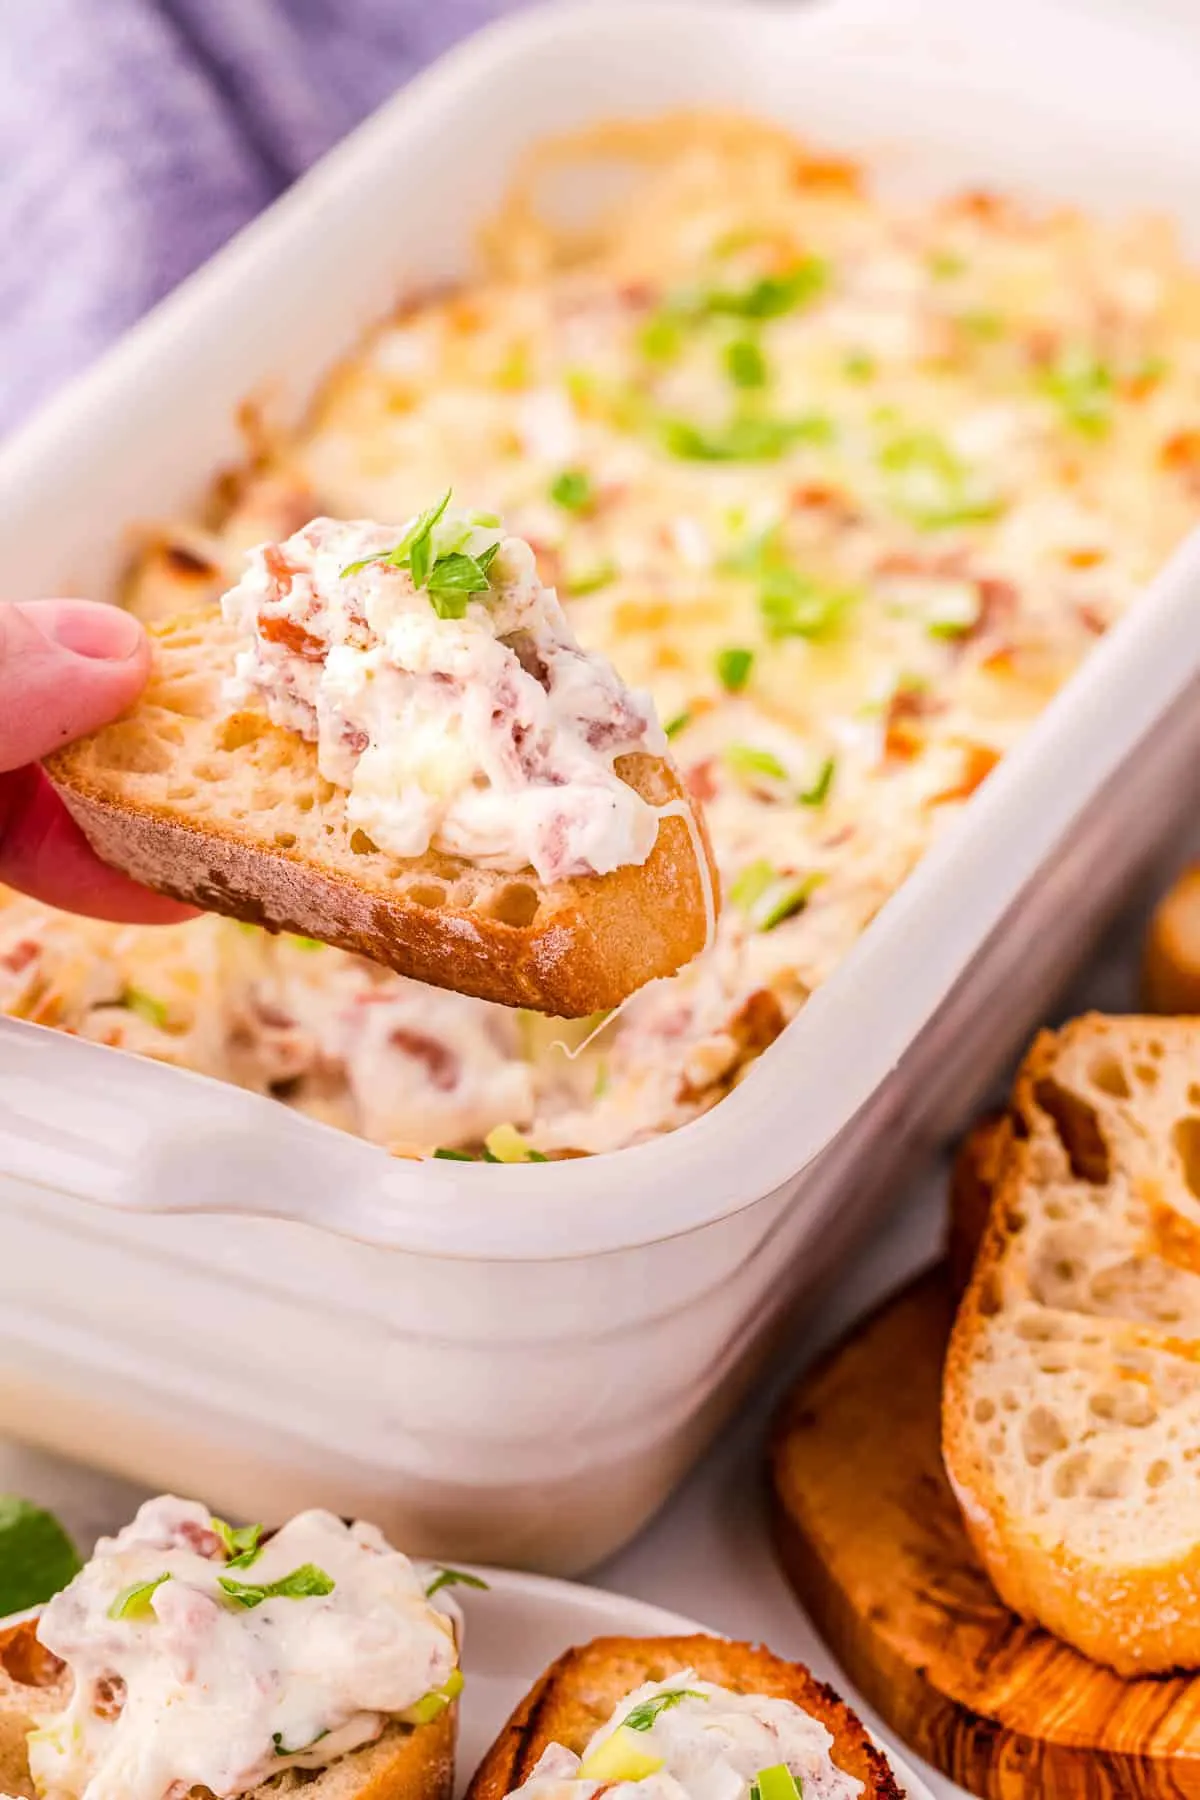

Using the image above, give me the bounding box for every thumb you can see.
[0,600,150,773]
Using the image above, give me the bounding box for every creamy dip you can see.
[30,1496,458,1800]
[221,503,666,886]
[506,1677,862,1800]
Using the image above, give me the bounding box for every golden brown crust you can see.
[44,612,717,1017]
[464,1635,902,1800]
[0,1617,455,1800]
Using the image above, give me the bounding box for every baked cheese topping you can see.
[6,116,1200,1157]
[29,1496,458,1800]
[505,1676,862,1800]
[221,505,665,885]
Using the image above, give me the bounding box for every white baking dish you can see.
[2,0,1200,1572]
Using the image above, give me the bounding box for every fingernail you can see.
[32,600,144,661]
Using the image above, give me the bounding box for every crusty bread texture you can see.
[465,1635,901,1800]
[44,611,716,1017]
[0,1615,455,1800]
[943,1014,1200,1675]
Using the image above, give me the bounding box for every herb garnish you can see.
[218,1563,335,1609]
[550,468,594,512]
[342,489,451,579]
[725,744,790,786]
[664,711,692,739]
[878,431,1003,530]
[425,1567,490,1599]
[724,339,768,390]
[108,1574,171,1621]
[704,259,828,320]
[798,756,836,807]
[751,1765,803,1800]
[716,647,754,693]
[122,988,170,1029]
[210,1516,265,1570]
[660,413,833,463]
[1039,348,1113,438]
[563,559,617,596]
[622,1689,707,1731]
[730,863,826,932]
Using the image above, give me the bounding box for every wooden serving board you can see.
[768,1267,1200,1800]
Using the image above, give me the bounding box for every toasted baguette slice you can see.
[943,1014,1200,1675]
[1143,864,1200,1015]
[0,1615,455,1800]
[44,612,716,1017]
[465,1635,902,1800]
[946,1113,1011,1299]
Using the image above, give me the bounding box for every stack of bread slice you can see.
[943,1013,1200,1675]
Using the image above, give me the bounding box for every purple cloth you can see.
[0,0,527,433]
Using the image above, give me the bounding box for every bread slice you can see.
[464,1635,902,1800]
[44,611,716,1017]
[1143,863,1200,1015]
[943,1014,1200,1675]
[0,1614,455,1800]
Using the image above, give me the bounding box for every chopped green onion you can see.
[926,585,982,639]
[705,259,828,320]
[660,413,833,463]
[108,1574,171,1621]
[273,1730,330,1757]
[664,710,692,739]
[483,1124,548,1164]
[958,310,1004,341]
[210,1517,265,1569]
[564,560,618,596]
[759,566,857,640]
[638,311,685,363]
[927,249,966,280]
[725,744,790,785]
[342,489,452,578]
[730,863,826,932]
[843,349,876,382]
[879,431,1003,530]
[549,468,594,512]
[433,1148,475,1161]
[403,1671,465,1727]
[289,936,324,953]
[425,545,498,619]
[425,1566,490,1598]
[724,338,768,389]
[798,757,836,807]
[122,988,170,1030]
[593,1059,611,1099]
[716,646,754,693]
[622,1689,707,1731]
[218,1564,335,1609]
[754,1765,803,1800]
[1039,348,1113,437]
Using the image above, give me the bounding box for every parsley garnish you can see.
[108,1573,170,1621]
[724,339,768,389]
[716,647,754,693]
[218,1564,335,1609]
[425,1566,490,1598]
[209,1516,265,1570]
[550,468,594,512]
[622,1689,707,1731]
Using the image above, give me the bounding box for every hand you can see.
[0,600,195,922]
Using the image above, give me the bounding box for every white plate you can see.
[452,1567,935,1800]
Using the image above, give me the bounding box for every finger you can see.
[0,766,197,923]
[0,600,150,773]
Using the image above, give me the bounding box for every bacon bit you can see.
[259,612,324,661]
[446,296,485,334]
[728,988,787,1056]
[929,741,1002,807]
[789,482,858,525]
[0,1629,64,1689]
[873,547,968,581]
[980,646,1017,677]
[971,577,1018,642]
[1123,367,1163,403]
[883,685,935,763]
[1077,602,1108,636]
[262,544,299,597]
[1062,547,1106,570]
[685,759,718,803]
[92,1675,127,1721]
[618,281,655,308]
[1,939,39,974]
[793,153,861,194]
[951,189,1008,223]
[1023,326,1060,371]
[389,1028,460,1093]
[1161,429,1200,472]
